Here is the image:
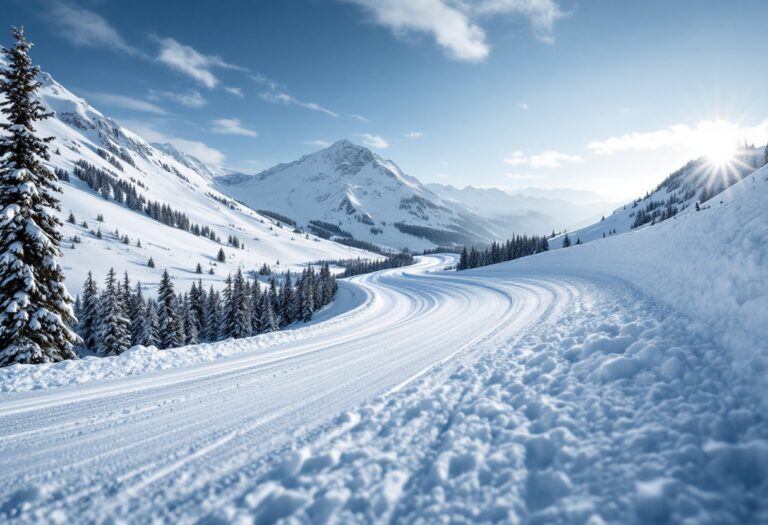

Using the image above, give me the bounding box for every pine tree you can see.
[232,270,252,338]
[129,282,145,345]
[259,293,277,333]
[299,270,314,322]
[281,270,295,325]
[204,286,221,342]
[458,247,469,270]
[138,299,160,347]
[250,280,262,334]
[183,294,199,345]
[96,268,131,356]
[147,257,155,268]
[220,274,234,339]
[195,262,202,274]
[78,271,99,351]
[562,233,571,248]
[217,248,226,263]
[0,27,79,365]
[764,143,768,165]
[157,269,183,349]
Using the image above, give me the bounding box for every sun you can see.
[695,120,739,167]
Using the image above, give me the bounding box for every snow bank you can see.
[486,166,768,393]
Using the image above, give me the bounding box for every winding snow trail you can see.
[1,255,765,524]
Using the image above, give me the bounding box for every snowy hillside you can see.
[426,183,616,234]
[2,161,766,524]
[0,66,376,296]
[554,147,766,246]
[216,140,504,251]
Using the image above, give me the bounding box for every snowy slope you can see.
[554,146,766,246]
[216,140,502,251]
[0,66,376,296]
[1,154,765,523]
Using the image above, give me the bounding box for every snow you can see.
[1,70,379,298]
[215,140,500,250]
[1,94,767,522]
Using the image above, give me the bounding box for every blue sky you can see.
[5,0,768,200]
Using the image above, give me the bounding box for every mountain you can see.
[0,64,376,296]
[426,183,618,234]
[216,140,504,250]
[553,146,767,247]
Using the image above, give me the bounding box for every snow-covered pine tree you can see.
[250,279,262,334]
[183,293,199,345]
[77,271,99,351]
[129,281,144,346]
[231,269,251,338]
[138,299,160,348]
[220,274,234,339]
[562,233,571,248]
[259,292,277,333]
[280,270,295,325]
[0,27,79,365]
[204,286,221,342]
[96,268,131,356]
[157,269,183,349]
[299,269,314,322]
[188,279,205,339]
[268,275,282,325]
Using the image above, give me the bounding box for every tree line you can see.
[75,264,338,356]
[457,235,549,271]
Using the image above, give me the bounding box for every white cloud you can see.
[518,102,529,110]
[588,120,768,156]
[405,131,424,139]
[504,150,583,168]
[211,118,258,137]
[302,139,332,147]
[477,0,565,43]
[348,0,489,62]
[50,3,140,55]
[87,93,166,114]
[155,37,245,89]
[120,120,226,166]
[259,91,338,117]
[250,74,281,91]
[224,87,244,98]
[355,133,389,149]
[351,114,370,122]
[148,89,207,108]
[346,0,565,62]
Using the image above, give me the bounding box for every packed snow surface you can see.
[1,169,766,524]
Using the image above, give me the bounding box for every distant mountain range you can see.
[215,140,619,250]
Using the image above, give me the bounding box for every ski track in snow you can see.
[0,254,766,524]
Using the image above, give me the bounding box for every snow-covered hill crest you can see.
[555,147,766,246]
[216,140,502,250]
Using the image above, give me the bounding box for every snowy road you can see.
[1,254,765,524]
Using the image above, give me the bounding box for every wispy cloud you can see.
[588,120,768,156]
[259,91,338,117]
[347,0,489,62]
[302,139,332,147]
[405,131,424,139]
[224,87,244,98]
[87,93,166,114]
[356,133,389,149]
[120,119,225,166]
[49,3,140,56]
[476,0,565,44]
[504,150,583,168]
[212,118,258,137]
[155,37,245,89]
[148,89,207,108]
[346,0,565,62]
[518,102,529,110]
[351,114,370,122]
